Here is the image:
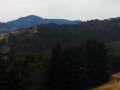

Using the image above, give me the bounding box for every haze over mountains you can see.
[0,15,81,33]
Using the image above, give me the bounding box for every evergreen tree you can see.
[47,43,63,90]
[47,39,109,90]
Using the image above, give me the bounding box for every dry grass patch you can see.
[90,72,120,90]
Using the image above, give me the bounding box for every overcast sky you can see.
[0,0,120,22]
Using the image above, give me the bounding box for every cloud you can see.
[0,0,120,22]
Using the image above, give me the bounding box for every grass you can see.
[90,72,120,90]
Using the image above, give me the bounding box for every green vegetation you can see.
[47,39,109,90]
[0,53,49,90]
[1,39,120,90]
[4,18,120,57]
[1,17,120,90]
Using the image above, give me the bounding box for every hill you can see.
[1,17,120,90]
[0,15,81,33]
[0,17,120,57]
[7,15,81,26]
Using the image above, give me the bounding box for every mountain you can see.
[7,15,81,26]
[0,15,81,33]
[0,22,14,33]
[1,17,120,57]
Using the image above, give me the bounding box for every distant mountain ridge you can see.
[7,15,81,26]
[0,15,81,33]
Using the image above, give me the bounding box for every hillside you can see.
[91,72,120,90]
[1,17,120,90]
[0,17,120,57]
[0,15,81,33]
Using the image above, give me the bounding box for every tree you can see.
[47,43,63,90]
[7,53,49,90]
[108,55,120,74]
[84,38,109,87]
[47,39,109,90]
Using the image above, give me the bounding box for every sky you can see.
[0,0,120,22]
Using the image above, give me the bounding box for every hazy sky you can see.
[0,0,120,22]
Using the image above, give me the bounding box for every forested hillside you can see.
[0,39,120,90]
[1,17,120,57]
[0,17,120,90]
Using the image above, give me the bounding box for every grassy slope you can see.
[90,72,120,90]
